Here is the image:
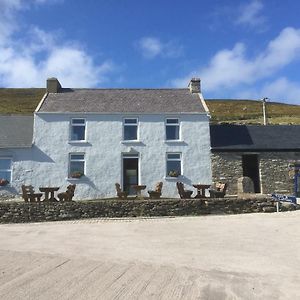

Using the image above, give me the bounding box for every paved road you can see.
[0,212,300,299]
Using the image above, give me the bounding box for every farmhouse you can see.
[210,124,300,196]
[0,78,212,199]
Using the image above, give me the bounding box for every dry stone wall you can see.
[0,197,297,224]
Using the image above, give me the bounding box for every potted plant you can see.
[168,170,179,177]
[0,179,9,186]
[70,171,84,179]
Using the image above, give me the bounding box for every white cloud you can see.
[237,78,300,105]
[236,0,266,28]
[0,0,114,88]
[137,36,183,59]
[171,27,300,103]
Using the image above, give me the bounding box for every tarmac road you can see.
[0,212,300,299]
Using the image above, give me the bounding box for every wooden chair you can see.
[148,182,163,199]
[176,182,193,199]
[57,184,76,202]
[115,183,128,199]
[21,185,43,202]
[209,182,228,198]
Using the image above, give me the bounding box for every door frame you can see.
[121,153,140,194]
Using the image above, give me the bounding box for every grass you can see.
[206,99,300,124]
[0,89,299,124]
[0,88,45,114]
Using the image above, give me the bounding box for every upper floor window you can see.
[69,153,85,178]
[123,118,138,141]
[0,158,12,183]
[166,118,180,140]
[71,118,86,141]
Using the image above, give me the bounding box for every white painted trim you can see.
[35,111,208,115]
[69,117,86,142]
[121,153,140,193]
[35,92,48,113]
[123,117,139,142]
[165,117,181,141]
[68,152,86,178]
[197,93,210,115]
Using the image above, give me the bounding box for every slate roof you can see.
[38,88,206,113]
[210,124,300,151]
[0,115,33,148]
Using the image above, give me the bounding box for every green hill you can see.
[206,99,300,125]
[0,88,45,114]
[0,89,299,124]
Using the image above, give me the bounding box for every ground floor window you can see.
[166,153,181,177]
[69,153,85,178]
[0,158,12,183]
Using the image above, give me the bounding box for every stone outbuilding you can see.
[210,124,300,196]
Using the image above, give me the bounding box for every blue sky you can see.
[0,0,300,104]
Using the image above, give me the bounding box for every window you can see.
[71,118,86,141]
[0,158,12,182]
[166,153,181,177]
[69,154,85,178]
[166,118,180,140]
[123,118,138,141]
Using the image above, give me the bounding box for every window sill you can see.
[164,176,182,180]
[68,141,90,146]
[121,140,141,144]
[66,176,86,181]
[165,140,184,143]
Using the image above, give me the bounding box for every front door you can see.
[242,154,261,193]
[123,154,139,195]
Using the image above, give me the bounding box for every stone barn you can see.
[210,124,300,196]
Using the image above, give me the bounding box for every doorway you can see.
[242,154,261,193]
[122,154,139,195]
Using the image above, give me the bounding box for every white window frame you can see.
[166,153,182,177]
[123,117,139,141]
[0,157,12,183]
[70,118,86,142]
[69,153,85,178]
[165,118,180,141]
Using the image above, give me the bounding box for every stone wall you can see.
[211,152,299,195]
[0,196,296,224]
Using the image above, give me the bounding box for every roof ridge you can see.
[69,88,189,91]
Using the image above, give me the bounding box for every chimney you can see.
[188,78,201,93]
[46,77,62,93]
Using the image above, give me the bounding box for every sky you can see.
[0,0,300,104]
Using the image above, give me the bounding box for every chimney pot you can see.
[188,78,201,93]
[47,77,62,93]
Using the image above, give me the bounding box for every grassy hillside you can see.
[0,88,45,114]
[206,99,300,125]
[0,89,299,124]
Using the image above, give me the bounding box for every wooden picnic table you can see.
[192,184,211,198]
[132,185,146,200]
[39,187,59,202]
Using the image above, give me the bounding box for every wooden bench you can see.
[21,185,43,202]
[209,182,228,198]
[115,183,128,199]
[176,182,193,199]
[148,182,163,199]
[57,184,76,202]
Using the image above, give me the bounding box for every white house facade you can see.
[0,78,212,200]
